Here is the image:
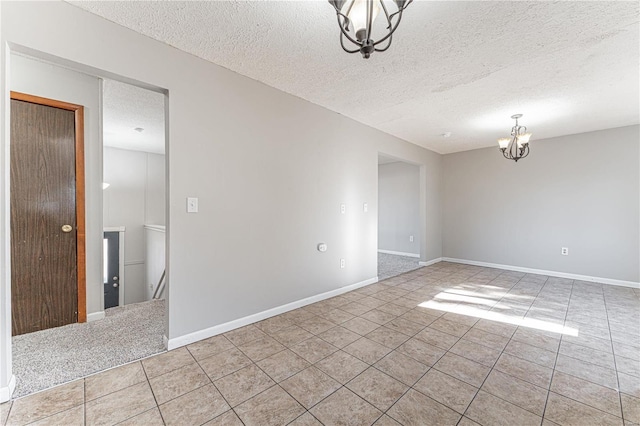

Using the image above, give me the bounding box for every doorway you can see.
[378,154,421,280]
[9,91,86,336]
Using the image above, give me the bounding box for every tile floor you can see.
[1,262,639,426]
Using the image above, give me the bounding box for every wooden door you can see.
[10,92,86,336]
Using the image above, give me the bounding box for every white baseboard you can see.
[0,375,16,402]
[87,311,105,322]
[378,249,420,258]
[442,257,640,289]
[167,276,379,350]
[419,257,443,267]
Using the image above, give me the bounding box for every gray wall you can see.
[103,147,166,304]
[0,0,443,357]
[443,126,640,282]
[378,162,420,255]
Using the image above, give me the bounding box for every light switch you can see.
[187,197,198,213]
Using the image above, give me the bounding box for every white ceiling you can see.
[74,1,639,154]
[103,79,165,154]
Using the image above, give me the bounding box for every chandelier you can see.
[328,0,413,59]
[498,114,532,162]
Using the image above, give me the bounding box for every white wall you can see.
[103,147,165,304]
[378,162,420,255]
[0,1,443,397]
[10,54,103,316]
[443,126,640,283]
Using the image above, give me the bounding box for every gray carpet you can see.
[378,252,421,280]
[12,299,165,398]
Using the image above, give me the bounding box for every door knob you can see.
[113,283,119,288]
[61,225,73,233]
[113,276,119,281]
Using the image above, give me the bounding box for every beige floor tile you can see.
[450,339,501,367]
[384,317,425,336]
[280,367,341,409]
[237,336,286,362]
[560,341,616,370]
[433,353,490,387]
[269,325,313,347]
[400,309,439,327]
[619,371,640,398]
[366,326,410,349]
[198,347,252,381]
[255,316,295,334]
[186,335,234,361]
[310,387,382,425]
[414,327,460,350]
[299,317,336,335]
[85,381,155,426]
[343,337,392,365]
[396,338,446,366]
[85,362,147,402]
[563,333,614,354]
[494,353,553,388]
[377,303,412,317]
[504,339,557,369]
[149,362,210,404]
[224,325,267,346]
[466,390,542,426]
[482,369,548,416]
[256,349,310,382]
[234,385,304,426]
[387,388,460,426]
[614,341,640,362]
[317,326,361,348]
[511,328,560,352]
[315,350,368,384]
[621,394,640,424]
[322,308,356,325]
[342,317,380,336]
[1,402,11,426]
[340,302,374,316]
[374,350,429,386]
[429,318,471,338]
[616,355,640,378]
[346,367,408,411]
[555,354,618,390]
[458,416,482,426]
[213,364,275,407]
[414,369,477,414]
[202,410,243,426]
[550,371,622,417]
[360,309,397,325]
[159,383,229,426]
[141,347,194,379]
[373,414,401,425]
[28,405,83,426]
[288,412,322,425]
[463,328,510,351]
[118,407,164,426]
[290,336,338,363]
[472,319,517,338]
[7,380,84,426]
[544,392,623,426]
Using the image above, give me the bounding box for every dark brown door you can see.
[10,98,79,336]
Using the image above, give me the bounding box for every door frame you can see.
[10,91,87,323]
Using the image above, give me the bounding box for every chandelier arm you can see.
[388,0,413,20]
[374,35,393,52]
[379,0,392,30]
[372,10,403,47]
[340,31,362,53]
[336,14,364,48]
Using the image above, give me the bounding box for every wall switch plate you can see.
[317,243,327,252]
[561,247,569,256]
[363,203,368,213]
[340,258,345,269]
[187,197,198,213]
[340,204,346,214]
[409,235,414,242]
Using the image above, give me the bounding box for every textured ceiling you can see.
[103,79,165,154]
[73,1,639,154]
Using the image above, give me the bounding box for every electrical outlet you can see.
[561,247,569,256]
[340,204,346,214]
[340,258,345,269]
[363,203,368,213]
[409,235,414,243]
